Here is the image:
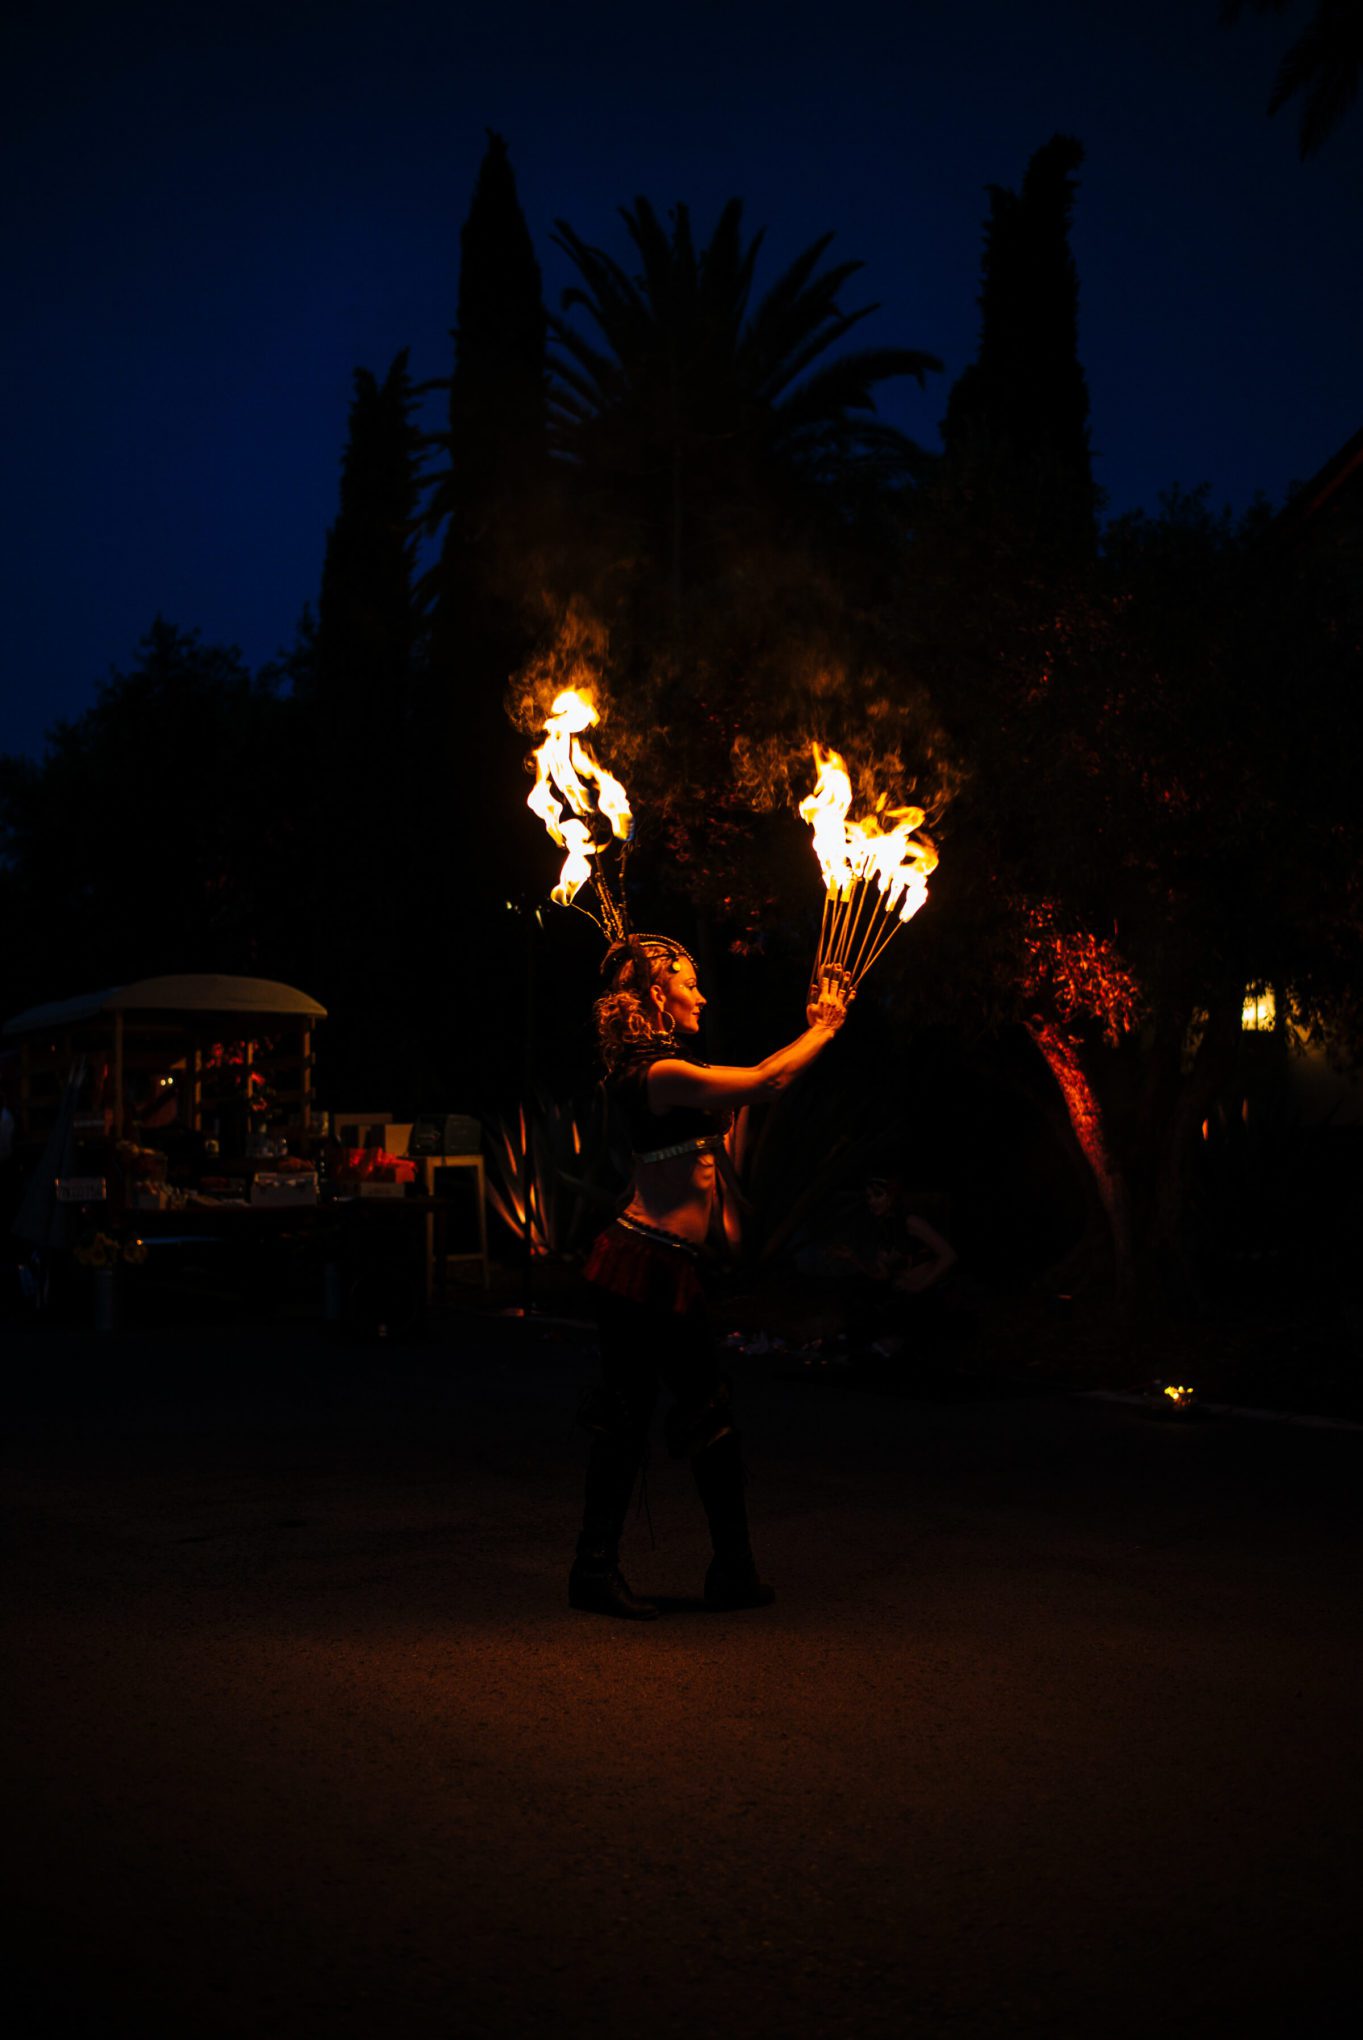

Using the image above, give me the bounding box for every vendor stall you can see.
[5,973,324,1154]
[5,975,488,1326]
[3,976,327,1311]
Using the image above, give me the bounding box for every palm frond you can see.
[623,196,676,284]
[545,319,624,402]
[548,195,941,529]
[699,198,757,341]
[552,224,652,341]
[739,244,858,374]
[742,231,840,335]
[760,304,879,403]
[776,347,943,436]
[1268,8,1363,156]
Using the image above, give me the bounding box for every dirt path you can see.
[4,1321,1361,2037]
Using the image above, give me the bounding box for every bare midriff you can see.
[622,1148,718,1248]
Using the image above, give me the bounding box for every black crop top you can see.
[612,1045,731,1163]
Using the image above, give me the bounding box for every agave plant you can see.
[485,1061,903,1271]
[482,1086,630,1258]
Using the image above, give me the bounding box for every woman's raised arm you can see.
[647,971,851,1113]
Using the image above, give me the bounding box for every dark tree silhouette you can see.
[900,444,1363,1315]
[1222,0,1363,157]
[0,622,291,1015]
[425,130,549,717]
[517,198,943,989]
[548,197,940,618]
[942,134,1098,546]
[285,351,434,1105]
[420,128,550,982]
[912,139,1117,1276]
[905,137,1138,1298]
[310,348,423,765]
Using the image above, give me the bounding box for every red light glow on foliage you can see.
[1029,1018,1131,1270]
[1020,898,1144,1046]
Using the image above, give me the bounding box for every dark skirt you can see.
[583,1217,708,1317]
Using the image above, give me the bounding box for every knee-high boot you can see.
[690,1430,775,1609]
[569,1432,658,1620]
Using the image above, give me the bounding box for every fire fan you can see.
[525,688,632,941]
[799,743,938,995]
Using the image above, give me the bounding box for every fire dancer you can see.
[570,935,852,1620]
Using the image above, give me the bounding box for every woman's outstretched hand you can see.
[807,965,853,1030]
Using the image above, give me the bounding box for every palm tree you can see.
[1222,0,1363,158]
[547,197,940,610]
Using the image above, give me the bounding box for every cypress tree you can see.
[943,134,1097,543]
[301,353,425,1104]
[427,130,548,701]
[398,136,550,1102]
[422,132,549,977]
[312,348,422,758]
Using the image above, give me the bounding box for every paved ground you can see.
[4,1313,1362,2038]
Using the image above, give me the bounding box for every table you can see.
[410,1154,490,1293]
[84,1172,489,1330]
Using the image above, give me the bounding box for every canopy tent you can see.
[4,975,326,1037]
[4,974,327,1144]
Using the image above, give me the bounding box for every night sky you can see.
[4,0,1359,760]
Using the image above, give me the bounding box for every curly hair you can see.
[593,937,692,1072]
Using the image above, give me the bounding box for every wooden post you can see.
[300,1024,313,1132]
[112,1012,125,1137]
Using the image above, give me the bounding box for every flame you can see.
[1162,1383,1196,1408]
[798,741,938,957]
[527,689,632,907]
[798,744,854,893]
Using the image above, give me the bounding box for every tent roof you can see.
[3,974,327,1037]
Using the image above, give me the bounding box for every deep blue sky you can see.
[3,0,1359,759]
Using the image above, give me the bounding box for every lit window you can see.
[1242,987,1275,1033]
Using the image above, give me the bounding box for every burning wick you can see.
[526,689,632,936]
[799,743,938,995]
[1162,1384,1196,1409]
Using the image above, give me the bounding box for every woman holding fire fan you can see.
[521,684,929,1618]
[570,936,852,1620]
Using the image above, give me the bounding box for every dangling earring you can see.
[658,1012,676,1040]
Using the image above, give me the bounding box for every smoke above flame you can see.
[509,597,615,739]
